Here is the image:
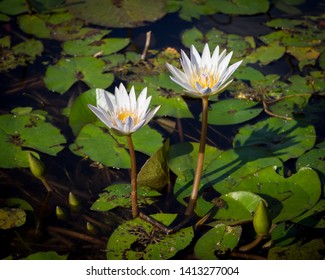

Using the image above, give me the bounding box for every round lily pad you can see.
[106,213,193,260]
[194,224,242,259]
[233,117,316,161]
[0,113,66,168]
[66,0,167,28]
[44,57,114,94]
[203,99,263,125]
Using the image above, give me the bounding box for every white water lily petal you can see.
[88,83,160,136]
[167,44,241,98]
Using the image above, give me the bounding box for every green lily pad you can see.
[212,191,265,222]
[216,0,269,15]
[0,0,28,15]
[0,208,26,229]
[291,199,325,228]
[266,94,312,119]
[233,66,265,81]
[168,0,219,21]
[272,0,305,15]
[296,144,325,184]
[268,239,325,260]
[271,222,298,247]
[233,118,316,161]
[44,57,114,94]
[203,99,262,125]
[62,31,130,57]
[137,140,170,191]
[194,224,242,260]
[217,166,321,223]
[0,36,43,72]
[70,123,130,169]
[106,213,193,260]
[246,41,286,65]
[287,46,320,70]
[91,184,161,211]
[22,251,68,260]
[27,0,65,13]
[66,0,167,28]
[17,12,100,41]
[0,113,66,168]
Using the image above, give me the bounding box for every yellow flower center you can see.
[117,110,138,124]
[192,71,218,90]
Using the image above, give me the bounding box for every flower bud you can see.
[55,206,67,221]
[28,152,46,179]
[253,200,272,235]
[86,222,97,235]
[68,192,81,211]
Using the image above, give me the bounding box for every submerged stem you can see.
[126,134,138,218]
[185,96,209,216]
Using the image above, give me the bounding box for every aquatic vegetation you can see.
[0,0,325,261]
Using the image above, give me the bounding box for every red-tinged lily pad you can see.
[44,57,114,94]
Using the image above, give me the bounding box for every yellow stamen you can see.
[191,71,218,90]
[117,110,138,124]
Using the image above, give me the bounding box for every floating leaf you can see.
[0,0,28,15]
[17,12,100,41]
[91,184,161,211]
[0,37,43,72]
[246,41,286,65]
[0,113,66,168]
[137,140,170,191]
[291,200,325,228]
[216,0,269,15]
[214,166,321,223]
[233,118,316,161]
[204,99,262,125]
[194,224,242,260]
[271,222,298,247]
[66,0,167,28]
[212,191,265,222]
[106,213,193,260]
[296,144,325,184]
[168,0,219,21]
[62,31,130,57]
[0,208,26,229]
[44,57,114,94]
[71,123,130,169]
[268,239,325,260]
[287,46,320,70]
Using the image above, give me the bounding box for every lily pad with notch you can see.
[44,56,114,94]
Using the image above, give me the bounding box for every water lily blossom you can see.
[88,83,160,136]
[166,43,242,98]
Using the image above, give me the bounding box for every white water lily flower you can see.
[88,83,160,136]
[166,43,242,98]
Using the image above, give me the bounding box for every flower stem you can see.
[126,134,138,218]
[185,96,209,216]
